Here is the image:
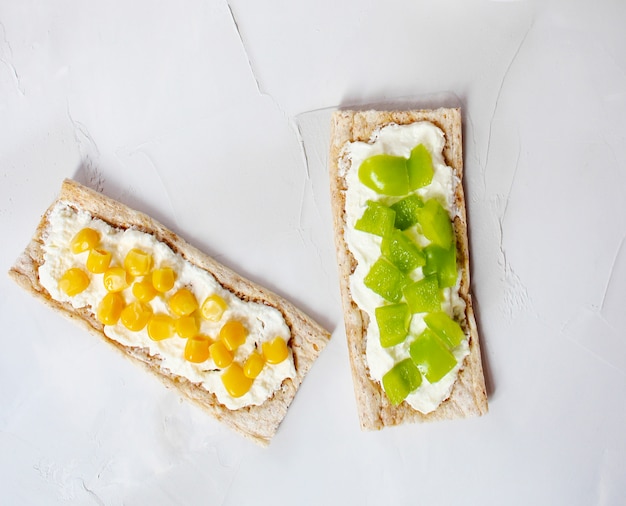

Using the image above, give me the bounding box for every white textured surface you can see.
[1,1,625,504]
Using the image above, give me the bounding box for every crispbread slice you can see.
[328,108,487,430]
[9,179,330,446]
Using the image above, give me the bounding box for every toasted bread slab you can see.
[328,108,487,430]
[9,179,330,446]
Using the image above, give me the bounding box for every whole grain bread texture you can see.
[9,179,330,446]
[329,108,487,430]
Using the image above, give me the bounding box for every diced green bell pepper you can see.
[423,244,457,288]
[382,358,422,405]
[355,200,396,237]
[418,199,454,250]
[402,274,442,313]
[375,303,411,348]
[381,229,425,273]
[407,144,434,190]
[358,154,409,196]
[390,195,423,230]
[363,258,409,303]
[423,312,465,349]
[409,329,457,383]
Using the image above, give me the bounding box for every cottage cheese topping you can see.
[38,202,296,410]
[341,121,469,413]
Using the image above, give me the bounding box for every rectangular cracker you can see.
[9,179,331,446]
[328,108,488,430]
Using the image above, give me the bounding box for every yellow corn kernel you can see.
[209,340,233,368]
[70,227,100,254]
[200,294,228,321]
[262,337,289,365]
[184,334,212,363]
[97,292,125,325]
[152,267,176,293]
[58,268,90,296]
[168,288,198,317]
[103,266,130,292]
[221,363,253,398]
[175,314,199,338]
[124,248,153,277]
[86,248,112,274]
[219,320,247,351]
[243,351,265,379]
[147,313,175,341]
[132,278,157,303]
[120,301,152,332]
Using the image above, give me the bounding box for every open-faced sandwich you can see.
[328,108,487,430]
[9,179,330,445]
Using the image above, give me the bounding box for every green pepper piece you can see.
[363,258,409,303]
[381,229,425,273]
[409,329,457,383]
[375,303,411,348]
[402,274,441,313]
[423,244,457,288]
[424,312,465,348]
[355,200,396,237]
[417,199,454,250]
[382,358,422,405]
[407,144,434,190]
[358,154,410,196]
[390,195,423,230]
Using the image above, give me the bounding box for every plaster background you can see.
[1,1,625,504]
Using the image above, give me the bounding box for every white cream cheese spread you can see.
[38,202,296,410]
[340,121,470,413]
